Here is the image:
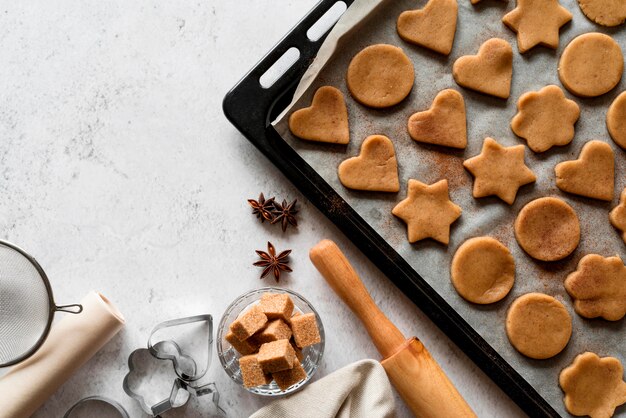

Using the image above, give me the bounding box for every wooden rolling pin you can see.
[310,239,476,418]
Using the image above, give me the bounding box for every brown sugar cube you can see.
[253,319,292,345]
[229,305,267,341]
[239,355,272,388]
[273,361,307,391]
[290,313,321,348]
[225,331,258,355]
[259,293,294,321]
[257,339,296,373]
[290,339,304,362]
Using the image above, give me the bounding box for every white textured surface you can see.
[0,1,525,417]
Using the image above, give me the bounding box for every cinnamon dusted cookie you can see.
[451,237,515,304]
[397,0,458,55]
[338,135,400,192]
[555,140,614,201]
[452,38,513,99]
[407,89,467,149]
[463,137,536,204]
[578,0,626,27]
[515,197,580,261]
[506,293,572,359]
[502,0,572,53]
[560,352,626,418]
[289,86,349,144]
[610,188,626,244]
[559,33,624,98]
[564,254,626,321]
[392,179,462,245]
[346,44,414,108]
[511,85,580,153]
[607,91,626,150]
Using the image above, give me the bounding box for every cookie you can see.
[392,179,462,244]
[502,0,572,53]
[607,91,626,150]
[610,188,626,244]
[452,38,513,99]
[564,254,626,321]
[560,352,626,418]
[397,0,458,55]
[511,85,580,153]
[514,197,580,261]
[463,137,536,204]
[558,33,624,98]
[555,140,614,201]
[289,86,350,144]
[505,293,572,359]
[338,135,400,192]
[346,44,414,108]
[578,0,626,27]
[407,89,467,149]
[451,237,515,304]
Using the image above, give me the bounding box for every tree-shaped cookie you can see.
[289,86,349,144]
[338,135,400,192]
[564,254,626,321]
[610,187,626,244]
[463,137,536,204]
[397,0,458,56]
[407,89,467,149]
[511,85,580,153]
[555,140,614,201]
[392,179,462,244]
[452,38,513,99]
[560,352,626,418]
[502,0,572,53]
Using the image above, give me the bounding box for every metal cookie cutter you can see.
[64,396,130,418]
[123,314,226,417]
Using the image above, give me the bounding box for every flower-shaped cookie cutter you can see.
[123,314,226,416]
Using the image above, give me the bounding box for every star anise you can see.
[271,199,298,232]
[253,241,292,282]
[248,193,275,223]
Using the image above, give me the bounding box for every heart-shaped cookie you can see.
[555,140,614,201]
[407,89,467,149]
[289,86,349,144]
[452,38,513,99]
[338,135,399,192]
[397,0,458,56]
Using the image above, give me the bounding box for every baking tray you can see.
[223,1,623,416]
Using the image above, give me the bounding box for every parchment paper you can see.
[273,0,626,416]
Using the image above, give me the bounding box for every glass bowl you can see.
[217,287,325,396]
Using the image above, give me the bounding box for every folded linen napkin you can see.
[251,359,396,418]
[0,291,125,418]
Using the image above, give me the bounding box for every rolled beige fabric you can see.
[0,291,125,418]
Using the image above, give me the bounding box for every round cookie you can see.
[346,44,414,108]
[607,91,626,150]
[514,197,580,261]
[577,0,626,27]
[558,33,624,98]
[506,293,572,359]
[451,237,515,304]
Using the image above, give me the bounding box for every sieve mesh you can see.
[0,244,51,365]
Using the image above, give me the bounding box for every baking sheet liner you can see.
[273,0,626,416]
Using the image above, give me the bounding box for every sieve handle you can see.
[56,304,83,314]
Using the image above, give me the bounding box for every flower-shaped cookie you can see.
[564,254,626,321]
[511,85,580,153]
[560,352,626,418]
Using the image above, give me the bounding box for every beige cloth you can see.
[0,291,125,418]
[251,359,396,418]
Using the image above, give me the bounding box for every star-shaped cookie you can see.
[464,137,536,204]
[392,179,462,244]
[502,0,572,53]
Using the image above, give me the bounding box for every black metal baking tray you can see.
[223,1,557,416]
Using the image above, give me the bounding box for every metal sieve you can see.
[0,240,82,367]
